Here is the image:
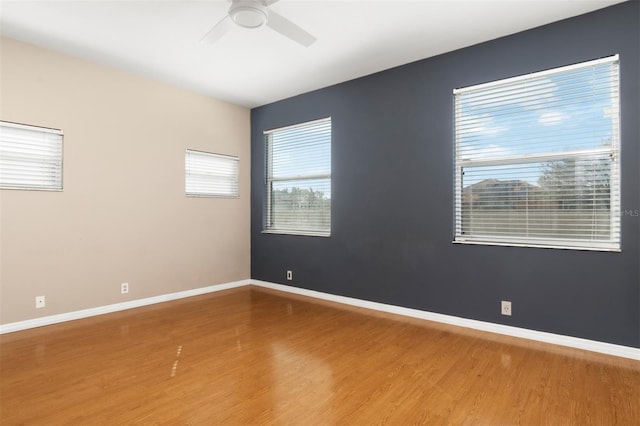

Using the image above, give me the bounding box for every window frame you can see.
[184,149,239,198]
[453,55,621,252]
[263,117,332,237]
[0,121,64,191]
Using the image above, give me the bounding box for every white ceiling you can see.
[0,0,626,108]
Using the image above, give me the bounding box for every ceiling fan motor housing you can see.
[229,1,268,28]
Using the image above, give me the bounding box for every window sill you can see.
[453,238,621,252]
[262,229,330,238]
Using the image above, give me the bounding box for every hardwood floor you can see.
[1,286,638,425]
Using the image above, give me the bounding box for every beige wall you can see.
[0,37,251,324]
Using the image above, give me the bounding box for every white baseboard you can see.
[2,277,637,361]
[0,279,250,334]
[250,280,640,361]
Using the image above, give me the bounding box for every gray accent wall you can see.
[251,2,640,348]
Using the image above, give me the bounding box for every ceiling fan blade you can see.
[200,15,234,44]
[263,0,280,6]
[266,9,316,47]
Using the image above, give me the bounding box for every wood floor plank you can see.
[1,286,638,425]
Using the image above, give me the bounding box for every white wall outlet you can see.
[501,300,512,316]
[286,270,293,281]
[121,282,129,294]
[35,296,46,309]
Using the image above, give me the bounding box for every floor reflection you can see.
[270,342,335,424]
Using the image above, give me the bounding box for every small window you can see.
[264,118,331,236]
[454,55,620,251]
[0,121,63,191]
[185,149,239,197]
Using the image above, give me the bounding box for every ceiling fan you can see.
[201,0,317,47]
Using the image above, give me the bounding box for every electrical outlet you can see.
[501,300,512,316]
[121,283,129,294]
[35,296,46,309]
[286,270,292,281]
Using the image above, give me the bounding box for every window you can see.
[264,117,331,236]
[0,121,63,191]
[185,149,238,197]
[454,55,620,251]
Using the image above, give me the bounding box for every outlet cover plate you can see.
[501,300,512,316]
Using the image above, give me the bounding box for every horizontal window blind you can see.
[185,150,238,197]
[264,118,331,236]
[454,55,620,251]
[0,121,63,191]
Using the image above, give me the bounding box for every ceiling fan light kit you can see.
[230,2,268,28]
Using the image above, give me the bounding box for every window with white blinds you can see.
[264,117,331,236]
[454,55,620,251]
[0,121,63,191]
[185,150,238,197]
